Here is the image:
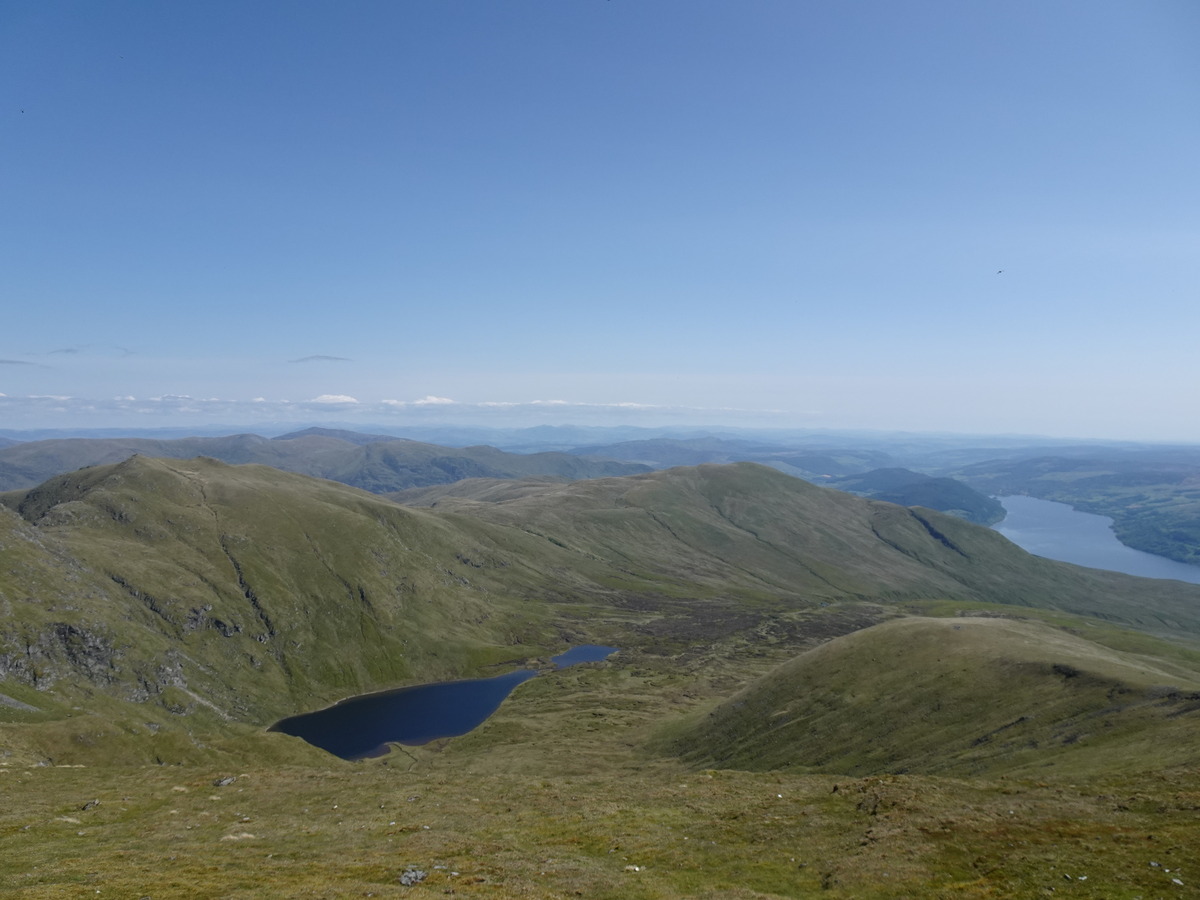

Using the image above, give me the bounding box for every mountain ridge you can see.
[0,432,650,494]
[5,457,1200,752]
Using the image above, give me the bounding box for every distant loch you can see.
[993,495,1200,585]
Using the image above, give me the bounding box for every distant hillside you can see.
[272,426,405,445]
[566,437,890,476]
[0,431,650,494]
[412,463,1200,634]
[658,616,1200,777]
[830,467,1005,524]
[567,437,796,467]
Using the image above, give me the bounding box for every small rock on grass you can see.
[399,868,427,886]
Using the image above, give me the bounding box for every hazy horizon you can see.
[0,408,1192,451]
[4,2,1199,443]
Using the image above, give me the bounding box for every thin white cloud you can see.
[289,355,352,363]
[0,392,791,432]
[381,396,457,407]
[307,394,360,404]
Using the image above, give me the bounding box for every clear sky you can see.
[3,1,1198,439]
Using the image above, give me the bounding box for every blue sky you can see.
[3,1,1198,439]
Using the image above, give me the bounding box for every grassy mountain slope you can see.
[5,460,1200,723]
[0,456,574,734]
[658,616,1200,777]
[425,463,1200,635]
[388,476,571,506]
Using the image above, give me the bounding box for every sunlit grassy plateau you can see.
[2,457,1199,897]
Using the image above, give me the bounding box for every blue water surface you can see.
[271,645,618,759]
[551,644,619,666]
[993,495,1200,584]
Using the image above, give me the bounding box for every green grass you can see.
[2,752,1198,897]
[5,457,1200,896]
[656,616,1200,778]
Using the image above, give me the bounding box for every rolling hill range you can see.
[0,429,648,494]
[9,427,1198,567]
[4,458,1200,896]
[565,435,892,477]
[4,457,1200,754]
[393,463,1200,635]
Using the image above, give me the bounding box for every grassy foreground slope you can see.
[5,760,1200,899]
